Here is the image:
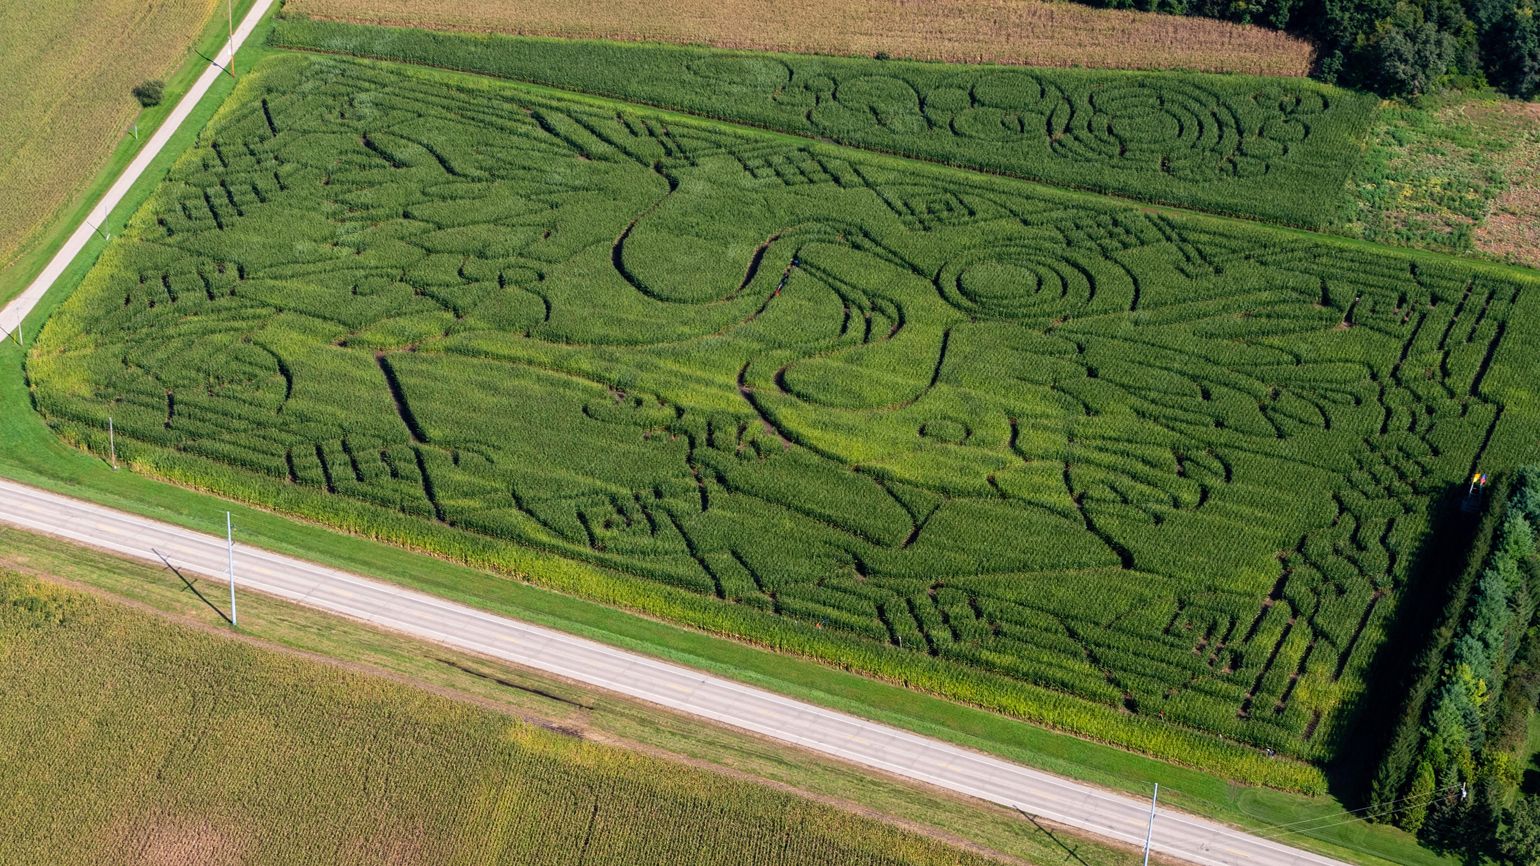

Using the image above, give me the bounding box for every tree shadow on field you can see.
[1016,808,1094,866]
[152,549,233,625]
[1326,483,1479,805]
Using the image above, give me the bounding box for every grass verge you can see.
[0,0,263,307]
[0,333,1456,866]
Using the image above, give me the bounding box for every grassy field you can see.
[1345,93,1540,269]
[0,0,218,289]
[0,524,1155,866]
[27,51,1540,792]
[283,0,1314,76]
[271,22,1376,227]
[0,568,1008,866]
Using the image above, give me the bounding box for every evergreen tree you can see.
[1500,795,1540,865]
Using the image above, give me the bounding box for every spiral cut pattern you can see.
[938,246,1095,320]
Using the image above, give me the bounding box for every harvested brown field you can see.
[285,0,1315,76]
[0,0,217,279]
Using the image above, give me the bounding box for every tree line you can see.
[1088,0,1539,98]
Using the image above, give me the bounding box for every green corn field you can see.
[26,52,1540,791]
[270,20,1379,227]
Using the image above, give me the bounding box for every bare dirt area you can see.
[285,0,1314,75]
[114,814,251,866]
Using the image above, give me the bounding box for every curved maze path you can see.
[28,54,1539,767]
[696,58,1334,183]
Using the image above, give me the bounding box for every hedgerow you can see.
[269,18,1378,227]
[1368,480,1513,815]
[27,53,1540,789]
[1375,467,1540,834]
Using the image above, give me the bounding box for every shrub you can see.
[131,79,164,107]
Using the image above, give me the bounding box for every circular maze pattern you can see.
[938,246,1094,320]
[933,72,1061,142]
[1047,81,1252,178]
[1042,81,1332,180]
[809,75,928,135]
[736,63,1334,185]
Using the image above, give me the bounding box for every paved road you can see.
[0,479,1350,866]
[0,0,278,341]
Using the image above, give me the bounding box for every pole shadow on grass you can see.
[152,548,232,625]
[191,47,231,77]
[1016,808,1093,866]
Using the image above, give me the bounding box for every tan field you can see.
[0,0,217,280]
[0,569,1002,866]
[286,0,1315,76]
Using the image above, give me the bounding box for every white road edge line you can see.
[0,2,1355,859]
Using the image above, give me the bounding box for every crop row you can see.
[0,572,998,866]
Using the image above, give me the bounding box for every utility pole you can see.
[226,511,237,627]
[107,415,117,469]
[1141,783,1159,866]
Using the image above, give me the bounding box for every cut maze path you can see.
[26,54,1540,789]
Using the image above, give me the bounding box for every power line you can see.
[1249,784,1463,842]
[1253,783,1463,834]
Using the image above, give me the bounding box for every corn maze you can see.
[30,54,1540,774]
[270,21,1379,226]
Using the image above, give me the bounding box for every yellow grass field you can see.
[0,570,1000,866]
[0,0,216,277]
[286,0,1315,76]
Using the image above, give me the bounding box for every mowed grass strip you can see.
[0,570,1001,866]
[0,0,216,276]
[28,53,1540,790]
[272,21,1376,226]
[282,0,1314,76]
